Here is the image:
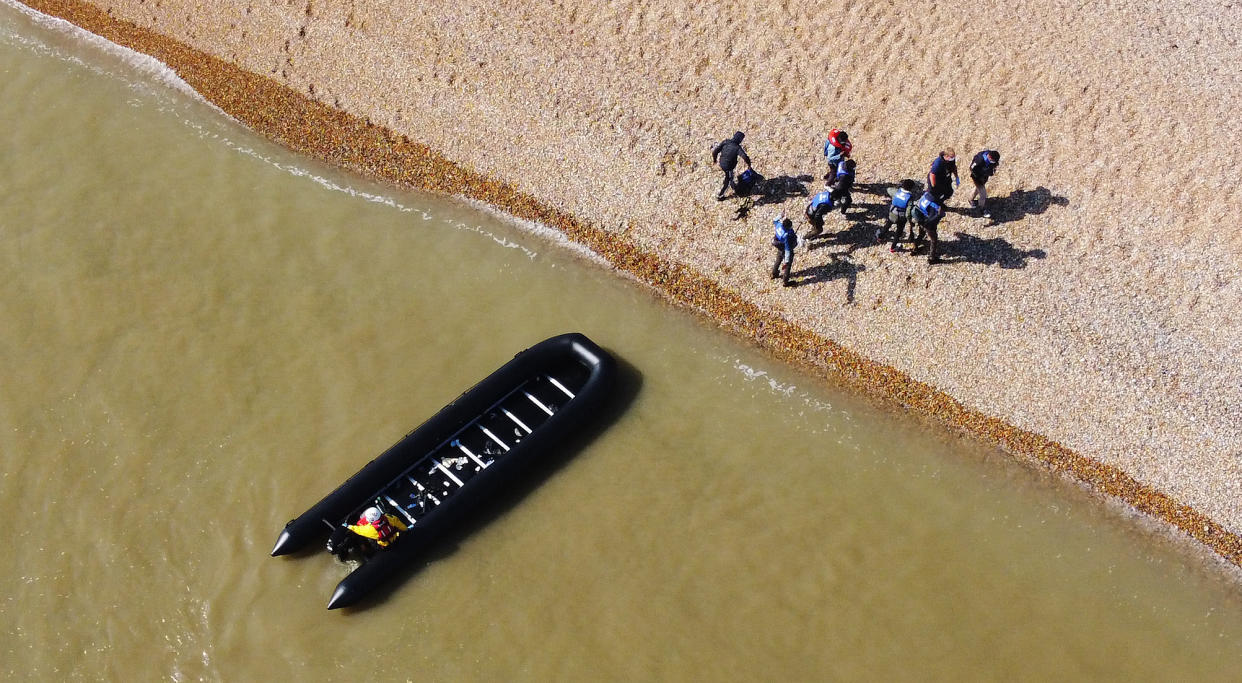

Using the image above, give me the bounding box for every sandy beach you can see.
[22,0,1242,566]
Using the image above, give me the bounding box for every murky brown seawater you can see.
[2,4,1242,680]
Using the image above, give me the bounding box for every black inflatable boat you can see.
[270,332,616,609]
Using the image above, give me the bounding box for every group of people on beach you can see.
[711,129,1001,286]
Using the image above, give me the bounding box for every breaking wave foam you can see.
[0,0,603,265]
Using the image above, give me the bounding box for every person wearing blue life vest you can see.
[823,128,851,178]
[770,212,798,286]
[910,190,947,263]
[803,182,836,239]
[877,179,918,252]
[711,131,752,200]
[829,158,856,215]
[969,149,1001,216]
[927,148,959,202]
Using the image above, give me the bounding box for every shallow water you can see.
[2,3,1242,680]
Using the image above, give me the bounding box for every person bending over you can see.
[803,182,836,239]
[711,131,752,200]
[879,179,918,252]
[910,191,946,264]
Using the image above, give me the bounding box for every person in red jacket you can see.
[823,128,852,178]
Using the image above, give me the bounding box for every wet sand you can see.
[20,0,1242,568]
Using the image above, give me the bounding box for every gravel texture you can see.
[23,0,1242,567]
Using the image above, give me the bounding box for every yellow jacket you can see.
[347,514,408,548]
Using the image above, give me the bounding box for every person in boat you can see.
[711,131,752,201]
[878,178,918,251]
[347,506,407,549]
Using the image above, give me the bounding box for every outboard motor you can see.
[327,527,362,561]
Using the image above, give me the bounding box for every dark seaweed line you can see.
[26,0,1240,570]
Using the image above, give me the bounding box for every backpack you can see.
[736,168,762,196]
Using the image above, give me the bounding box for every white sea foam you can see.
[0,0,599,267]
[1,0,214,107]
[462,197,613,267]
[730,359,856,424]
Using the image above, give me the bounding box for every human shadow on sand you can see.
[851,180,906,198]
[753,174,813,206]
[788,254,865,302]
[803,212,882,256]
[936,232,1047,269]
[733,197,755,221]
[945,185,1068,225]
[731,174,813,220]
[841,198,888,223]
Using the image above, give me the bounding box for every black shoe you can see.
[716,194,727,201]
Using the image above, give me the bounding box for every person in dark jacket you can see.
[770,211,798,286]
[829,158,856,215]
[968,149,1001,216]
[927,148,959,202]
[711,131,752,200]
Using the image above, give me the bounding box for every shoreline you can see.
[19,0,1242,571]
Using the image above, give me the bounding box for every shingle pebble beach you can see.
[23,0,1242,571]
